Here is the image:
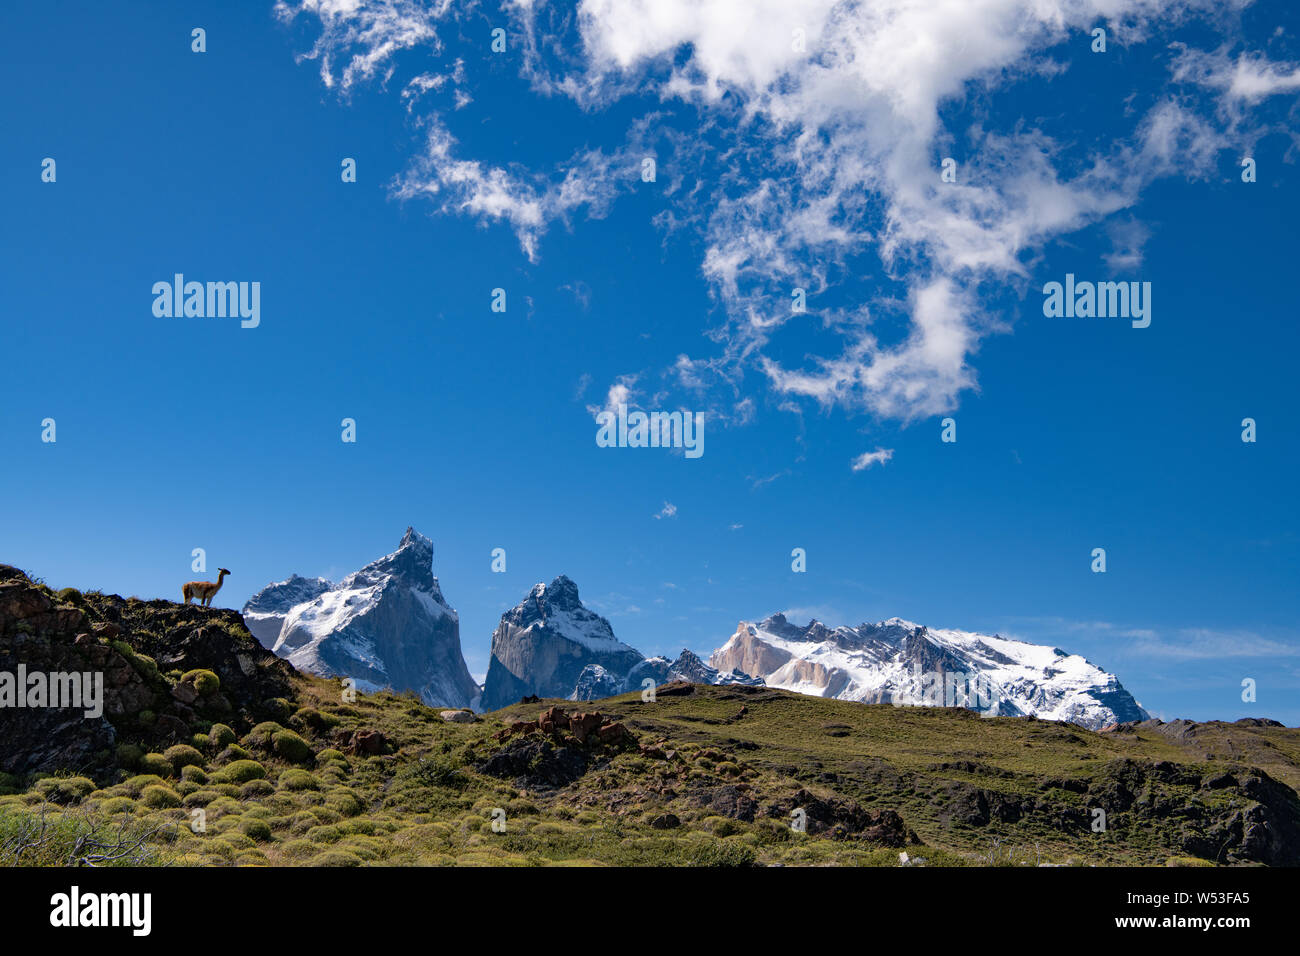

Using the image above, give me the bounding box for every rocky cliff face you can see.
[265,528,479,709]
[0,564,294,776]
[241,574,333,648]
[710,614,1148,730]
[482,576,643,710]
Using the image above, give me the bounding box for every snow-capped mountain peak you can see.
[243,528,477,709]
[481,576,643,709]
[240,574,333,648]
[710,615,1147,730]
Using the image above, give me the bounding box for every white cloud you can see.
[278,0,1283,427]
[654,501,678,519]
[585,376,638,418]
[1171,45,1300,102]
[274,0,452,91]
[850,447,894,472]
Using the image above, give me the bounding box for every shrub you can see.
[140,785,182,809]
[213,760,266,785]
[141,752,177,777]
[180,765,209,785]
[96,796,137,814]
[704,815,742,838]
[129,654,163,685]
[309,849,363,867]
[272,730,314,765]
[315,748,347,765]
[278,769,319,791]
[686,839,757,867]
[162,744,205,774]
[0,773,19,796]
[34,776,96,805]
[114,743,144,769]
[191,734,210,751]
[289,812,322,835]
[292,707,342,733]
[324,789,364,817]
[181,669,220,695]
[122,774,168,798]
[208,724,237,749]
[279,839,316,860]
[216,745,250,764]
[240,779,275,799]
[0,804,165,866]
[55,587,83,603]
[182,790,220,808]
[215,831,257,852]
[337,835,386,861]
[242,722,285,751]
[239,817,273,842]
[399,757,465,790]
[261,698,295,723]
[205,796,243,818]
[306,824,343,844]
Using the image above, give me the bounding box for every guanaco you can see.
[183,568,230,607]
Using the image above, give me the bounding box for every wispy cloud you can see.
[1126,628,1300,661]
[277,0,1282,431]
[1171,45,1300,104]
[1005,617,1300,661]
[747,469,790,489]
[654,501,677,520]
[850,447,894,472]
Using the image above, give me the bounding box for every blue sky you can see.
[2,1,1298,722]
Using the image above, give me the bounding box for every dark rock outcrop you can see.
[0,564,293,778]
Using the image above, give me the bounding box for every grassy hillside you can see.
[2,566,1298,867]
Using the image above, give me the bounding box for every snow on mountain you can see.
[709,614,1148,730]
[570,663,623,701]
[568,649,763,702]
[245,528,479,709]
[481,576,644,710]
[241,574,333,649]
[623,649,764,694]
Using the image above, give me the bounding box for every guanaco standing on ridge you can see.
[183,568,230,607]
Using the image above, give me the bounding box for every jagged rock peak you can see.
[526,574,582,610]
[246,529,476,709]
[341,526,444,602]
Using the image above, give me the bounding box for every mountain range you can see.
[243,528,1147,729]
[5,560,1293,869]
